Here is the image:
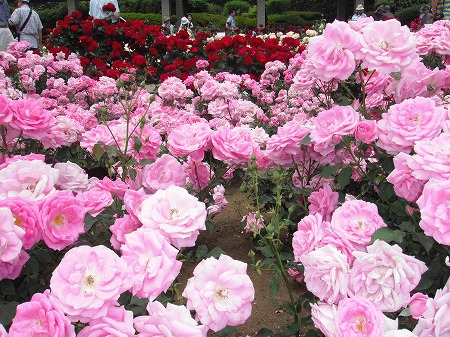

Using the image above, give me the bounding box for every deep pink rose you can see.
[8,290,75,337]
[141,154,187,193]
[94,176,129,200]
[0,207,25,263]
[77,305,135,337]
[409,293,429,319]
[182,254,255,332]
[0,94,13,125]
[109,214,142,250]
[134,301,207,337]
[184,159,214,191]
[350,240,427,312]
[354,120,378,143]
[211,126,257,166]
[416,178,450,246]
[167,122,212,161]
[39,190,86,250]
[0,250,29,281]
[54,161,89,193]
[308,184,339,222]
[50,245,129,322]
[292,213,328,261]
[335,297,384,337]
[137,185,206,248]
[120,228,182,300]
[300,244,350,304]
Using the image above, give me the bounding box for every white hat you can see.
[356,4,364,10]
[181,17,189,25]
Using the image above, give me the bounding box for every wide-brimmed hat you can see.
[163,17,170,23]
[420,5,430,10]
[356,4,364,10]
[180,17,189,25]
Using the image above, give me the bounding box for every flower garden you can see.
[1,10,450,337]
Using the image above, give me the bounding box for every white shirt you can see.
[89,0,119,21]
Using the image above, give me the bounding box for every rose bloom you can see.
[300,244,350,305]
[408,293,430,319]
[292,213,328,261]
[134,301,207,337]
[335,297,384,337]
[0,207,25,263]
[50,245,129,323]
[182,254,255,332]
[132,124,162,161]
[184,159,213,191]
[308,184,339,222]
[349,240,427,312]
[211,126,257,166]
[77,305,135,337]
[416,178,450,246]
[387,152,425,203]
[123,188,147,223]
[8,290,75,337]
[354,120,378,143]
[206,184,229,216]
[137,185,207,248]
[0,159,59,202]
[376,97,446,154]
[310,301,338,337]
[167,122,212,161]
[330,199,386,248]
[120,227,182,300]
[242,212,264,233]
[140,154,187,193]
[40,190,86,250]
[384,330,418,337]
[76,188,114,217]
[0,324,6,337]
[54,161,89,193]
[0,250,29,281]
[355,19,417,74]
[109,214,142,250]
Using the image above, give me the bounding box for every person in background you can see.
[376,5,395,20]
[89,0,120,23]
[226,8,237,31]
[351,4,367,21]
[0,0,14,51]
[162,16,174,35]
[419,5,433,25]
[432,0,450,20]
[8,0,42,51]
[187,13,194,32]
[178,16,194,37]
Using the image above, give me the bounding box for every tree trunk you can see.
[337,0,347,21]
[257,0,266,27]
[66,0,79,14]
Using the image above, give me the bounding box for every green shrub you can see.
[266,0,291,14]
[396,4,422,25]
[188,0,209,13]
[120,0,160,14]
[223,0,251,16]
[121,12,162,24]
[268,12,308,28]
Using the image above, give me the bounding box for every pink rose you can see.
[109,214,142,250]
[242,212,264,233]
[0,94,13,125]
[350,240,427,312]
[77,305,135,337]
[76,189,114,217]
[206,184,228,216]
[134,301,207,337]
[354,120,378,143]
[137,185,207,248]
[40,190,86,250]
[184,159,213,191]
[120,228,182,300]
[167,122,212,161]
[141,154,187,193]
[123,188,147,223]
[132,124,162,161]
[182,254,255,332]
[416,178,450,246]
[300,244,350,304]
[50,245,129,323]
[409,293,429,319]
[335,297,384,337]
[377,97,446,154]
[54,161,89,193]
[158,77,193,100]
[79,124,114,152]
[0,250,29,281]
[384,330,418,337]
[94,177,129,200]
[0,324,6,337]
[311,302,338,337]
[8,290,75,337]
[0,207,25,263]
[308,184,339,222]
[292,213,328,261]
[211,126,257,166]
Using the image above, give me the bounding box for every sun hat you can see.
[356,4,364,10]
[420,5,430,10]
[181,17,189,25]
[164,17,170,23]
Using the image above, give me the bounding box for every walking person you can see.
[226,8,237,32]
[0,0,14,51]
[432,0,450,20]
[8,0,42,51]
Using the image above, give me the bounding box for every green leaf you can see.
[0,280,15,296]
[84,213,98,229]
[285,322,300,336]
[269,275,280,298]
[129,168,137,181]
[305,330,323,337]
[105,145,117,156]
[216,326,238,337]
[412,232,435,253]
[133,136,142,152]
[300,133,311,145]
[371,227,406,245]
[204,246,226,259]
[260,257,276,267]
[0,301,19,325]
[92,143,105,161]
[255,245,274,257]
[337,166,352,188]
[320,164,342,178]
[378,182,395,202]
[256,328,274,337]
[195,245,208,260]
[279,252,294,261]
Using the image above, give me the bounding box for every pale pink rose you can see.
[0,207,25,263]
[409,293,430,319]
[416,178,450,246]
[8,98,55,140]
[79,124,114,152]
[350,240,427,312]
[184,159,213,191]
[242,212,264,233]
[137,185,207,248]
[158,77,192,101]
[355,19,418,74]
[109,214,142,250]
[310,301,338,337]
[199,79,220,101]
[211,126,257,166]
[377,97,446,154]
[141,154,187,193]
[77,305,135,337]
[39,190,86,250]
[54,162,89,193]
[123,188,147,223]
[0,154,46,170]
[330,199,386,248]
[132,124,162,161]
[305,20,360,81]
[8,290,75,337]
[0,324,6,337]
[206,184,229,216]
[134,301,207,337]
[292,213,328,261]
[413,285,450,337]
[50,245,129,323]
[76,189,114,217]
[354,120,378,143]
[94,177,129,200]
[182,254,255,332]
[0,250,29,281]
[167,122,212,161]
[0,159,59,202]
[300,244,350,304]
[335,297,384,337]
[348,15,375,31]
[0,94,13,125]
[120,227,182,300]
[407,133,450,181]
[318,228,360,265]
[387,153,425,203]
[308,184,339,222]
[384,330,418,337]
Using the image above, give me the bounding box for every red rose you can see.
[70,24,79,32]
[243,55,253,66]
[71,11,83,20]
[131,54,146,67]
[79,56,90,68]
[102,3,116,12]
